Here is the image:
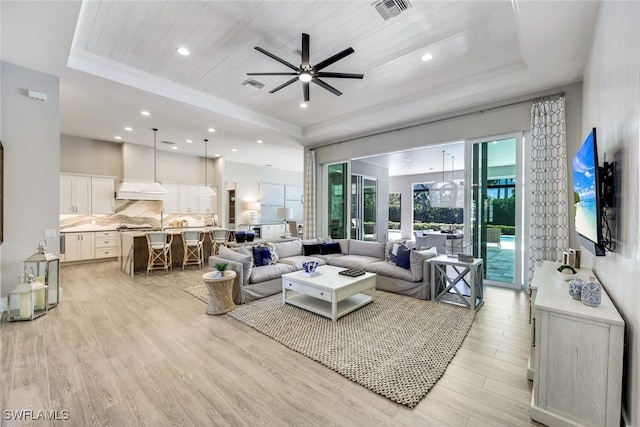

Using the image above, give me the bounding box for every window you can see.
[389,192,401,231]
[413,182,464,229]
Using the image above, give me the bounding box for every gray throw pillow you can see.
[410,247,439,281]
[217,245,252,284]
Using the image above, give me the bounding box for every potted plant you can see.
[214,262,228,278]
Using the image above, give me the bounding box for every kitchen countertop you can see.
[61,225,219,233]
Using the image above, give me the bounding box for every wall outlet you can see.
[44,229,57,238]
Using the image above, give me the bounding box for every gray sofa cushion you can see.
[278,255,327,270]
[217,245,252,283]
[365,261,414,281]
[348,240,385,258]
[333,239,350,254]
[272,239,303,259]
[315,253,345,264]
[249,263,295,284]
[329,255,383,270]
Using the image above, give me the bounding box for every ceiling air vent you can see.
[161,140,175,145]
[372,0,412,21]
[241,78,265,90]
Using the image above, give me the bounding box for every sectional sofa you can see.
[209,238,438,304]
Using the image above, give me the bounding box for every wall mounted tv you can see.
[572,128,605,256]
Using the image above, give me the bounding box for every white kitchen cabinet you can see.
[63,233,95,262]
[197,188,217,214]
[91,177,115,214]
[531,261,624,427]
[162,183,218,214]
[60,175,91,214]
[162,183,180,213]
[179,184,199,213]
[94,231,120,259]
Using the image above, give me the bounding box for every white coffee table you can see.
[281,265,376,321]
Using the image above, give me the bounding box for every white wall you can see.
[224,161,303,225]
[581,3,640,424]
[61,134,122,178]
[1,62,60,297]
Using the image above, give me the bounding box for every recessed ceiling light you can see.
[257,139,263,144]
[124,127,133,131]
[172,146,178,150]
[208,128,216,133]
[186,139,192,143]
[215,154,221,157]
[405,159,411,162]
[492,140,498,144]
[300,102,308,109]
[421,53,433,62]
[114,136,122,140]
[140,110,151,116]
[232,148,238,152]
[176,47,190,56]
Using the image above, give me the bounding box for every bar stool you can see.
[209,229,229,255]
[182,230,204,269]
[146,232,172,275]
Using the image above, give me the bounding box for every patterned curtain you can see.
[303,149,316,239]
[528,96,569,284]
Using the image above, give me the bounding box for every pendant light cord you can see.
[152,128,158,183]
[203,139,208,187]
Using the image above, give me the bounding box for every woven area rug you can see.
[184,286,475,408]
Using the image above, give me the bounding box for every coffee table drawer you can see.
[283,279,332,302]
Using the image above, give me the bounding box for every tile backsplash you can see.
[60,200,216,232]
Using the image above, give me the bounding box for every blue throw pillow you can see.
[303,244,321,256]
[319,242,341,255]
[252,245,272,267]
[395,245,412,270]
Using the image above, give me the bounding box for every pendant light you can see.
[430,150,457,208]
[196,138,216,195]
[142,128,168,194]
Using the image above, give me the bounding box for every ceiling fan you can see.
[247,33,363,102]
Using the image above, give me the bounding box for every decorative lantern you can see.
[7,271,48,321]
[24,240,60,308]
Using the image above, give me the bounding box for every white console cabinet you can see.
[530,261,624,427]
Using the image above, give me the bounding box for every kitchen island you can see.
[120,227,218,275]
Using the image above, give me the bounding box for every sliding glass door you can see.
[351,175,377,241]
[327,163,348,239]
[469,135,522,289]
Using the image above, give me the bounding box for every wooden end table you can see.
[430,255,483,310]
[202,270,237,315]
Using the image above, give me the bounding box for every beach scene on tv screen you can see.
[573,132,598,243]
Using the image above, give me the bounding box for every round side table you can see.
[202,270,237,315]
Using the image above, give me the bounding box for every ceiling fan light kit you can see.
[248,33,363,103]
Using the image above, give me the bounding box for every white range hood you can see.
[116,181,165,201]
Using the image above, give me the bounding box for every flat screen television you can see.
[572,128,605,256]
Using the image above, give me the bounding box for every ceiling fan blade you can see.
[269,78,298,93]
[254,47,299,71]
[314,47,355,71]
[301,33,310,68]
[303,81,310,102]
[247,72,299,76]
[316,72,364,79]
[312,78,342,96]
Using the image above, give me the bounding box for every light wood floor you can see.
[1,261,542,426]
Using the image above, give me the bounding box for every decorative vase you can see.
[568,278,584,300]
[581,276,601,307]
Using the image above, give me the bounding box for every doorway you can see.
[351,175,377,241]
[469,135,522,289]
